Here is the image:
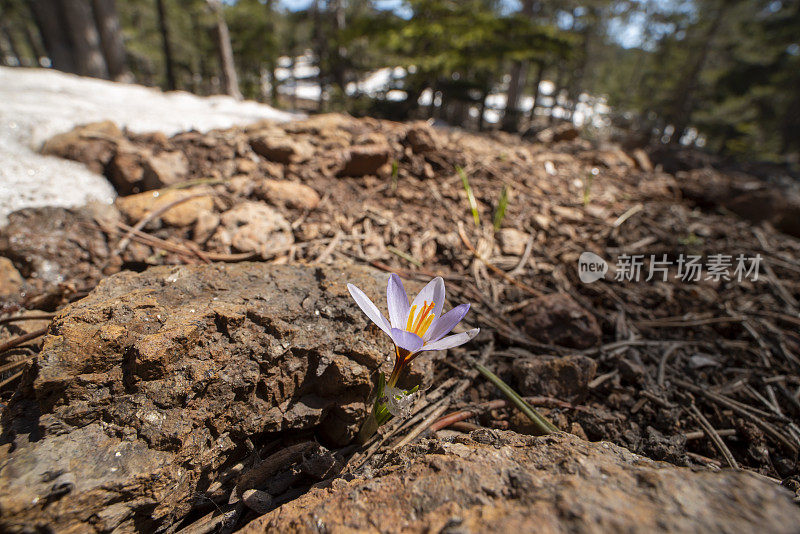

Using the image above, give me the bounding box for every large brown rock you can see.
[0,263,394,532]
[242,430,800,533]
[520,293,601,350]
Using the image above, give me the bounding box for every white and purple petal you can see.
[424,303,470,343]
[410,276,445,322]
[386,273,410,329]
[420,328,480,352]
[347,283,391,336]
[389,328,424,352]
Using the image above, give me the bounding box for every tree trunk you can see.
[526,61,544,126]
[91,0,129,80]
[549,65,566,124]
[61,0,108,78]
[331,0,347,95]
[189,7,211,94]
[501,0,536,132]
[29,0,76,73]
[264,0,278,105]
[311,0,326,111]
[501,60,528,132]
[668,1,725,144]
[0,21,24,66]
[20,17,47,63]
[155,0,177,90]
[478,88,491,131]
[208,0,242,99]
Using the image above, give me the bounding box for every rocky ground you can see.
[1,113,799,532]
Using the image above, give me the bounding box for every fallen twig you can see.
[457,222,542,297]
[0,327,48,355]
[113,192,211,257]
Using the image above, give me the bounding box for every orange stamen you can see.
[419,314,435,335]
[412,301,435,335]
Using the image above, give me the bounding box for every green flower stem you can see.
[475,363,559,435]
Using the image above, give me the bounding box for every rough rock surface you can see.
[519,293,601,350]
[0,263,394,532]
[243,430,800,534]
[0,204,119,305]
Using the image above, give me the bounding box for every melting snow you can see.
[0,66,298,224]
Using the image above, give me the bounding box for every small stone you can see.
[107,150,147,195]
[513,354,597,399]
[142,151,190,189]
[115,188,214,227]
[405,124,439,153]
[250,135,313,164]
[497,228,528,256]
[210,202,293,257]
[0,257,23,299]
[242,489,273,515]
[337,144,391,177]
[618,358,646,385]
[193,211,220,244]
[0,206,115,299]
[255,179,320,210]
[40,121,122,173]
[236,158,259,175]
[520,293,601,350]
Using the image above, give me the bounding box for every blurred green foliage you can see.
[1,0,797,161]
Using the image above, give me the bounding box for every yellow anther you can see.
[406,305,418,331]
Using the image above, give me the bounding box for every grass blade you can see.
[493,185,509,231]
[475,363,559,435]
[457,166,480,226]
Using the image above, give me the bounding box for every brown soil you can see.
[1,114,799,530]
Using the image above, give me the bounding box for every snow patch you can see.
[0,67,298,224]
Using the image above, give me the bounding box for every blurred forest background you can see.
[1,0,798,162]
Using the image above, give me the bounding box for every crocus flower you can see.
[348,274,479,387]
